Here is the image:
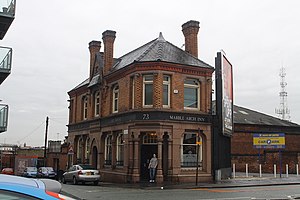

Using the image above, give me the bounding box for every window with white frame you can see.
[105,135,112,165]
[85,137,90,163]
[94,92,100,117]
[83,96,88,120]
[116,134,124,166]
[143,75,153,107]
[163,75,170,108]
[184,79,200,110]
[77,137,83,163]
[113,85,119,113]
[131,77,135,109]
[181,132,202,167]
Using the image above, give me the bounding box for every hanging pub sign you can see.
[215,51,234,137]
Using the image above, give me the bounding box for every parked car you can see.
[37,167,57,179]
[62,164,100,185]
[23,167,38,178]
[1,168,14,175]
[0,174,75,199]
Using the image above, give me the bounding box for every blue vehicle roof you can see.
[0,174,62,199]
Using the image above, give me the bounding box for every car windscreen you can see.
[45,167,54,172]
[79,165,95,170]
[27,167,37,171]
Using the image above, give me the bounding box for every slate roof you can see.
[70,32,214,92]
[111,32,213,71]
[234,105,300,127]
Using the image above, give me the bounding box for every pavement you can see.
[60,173,300,199]
[72,172,300,190]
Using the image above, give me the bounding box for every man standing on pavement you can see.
[148,154,158,183]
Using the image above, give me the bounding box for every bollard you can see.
[274,164,277,178]
[246,163,249,177]
[233,163,236,179]
[259,164,262,178]
[297,164,299,176]
[286,164,288,178]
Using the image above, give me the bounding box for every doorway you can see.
[140,132,158,180]
[92,146,98,169]
[140,144,157,181]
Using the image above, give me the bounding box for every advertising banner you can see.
[215,51,234,137]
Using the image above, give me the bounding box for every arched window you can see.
[85,137,90,163]
[181,132,202,167]
[184,79,200,110]
[112,85,119,113]
[116,134,124,166]
[77,137,83,164]
[94,92,100,117]
[105,135,112,165]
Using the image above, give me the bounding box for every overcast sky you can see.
[0,0,299,146]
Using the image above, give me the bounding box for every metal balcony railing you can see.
[0,104,8,133]
[0,0,16,17]
[0,46,12,84]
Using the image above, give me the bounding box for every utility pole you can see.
[43,116,49,166]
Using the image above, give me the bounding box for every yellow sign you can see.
[196,141,202,145]
[253,133,285,148]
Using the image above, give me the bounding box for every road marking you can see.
[198,197,252,200]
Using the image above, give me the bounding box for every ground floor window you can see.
[181,132,202,167]
[105,135,112,165]
[116,134,124,166]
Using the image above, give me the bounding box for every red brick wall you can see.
[232,131,300,174]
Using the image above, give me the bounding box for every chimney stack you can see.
[102,30,116,75]
[182,20,200,58]
[88,40,101,79]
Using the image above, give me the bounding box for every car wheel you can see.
[73,176,78,185]
[93,181,98,186]
[62,176,66,184]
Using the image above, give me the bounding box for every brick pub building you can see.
[67,20,214,183]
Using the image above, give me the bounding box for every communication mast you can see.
[275,67,290,121]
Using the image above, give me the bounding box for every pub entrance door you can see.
[140,132,158,181]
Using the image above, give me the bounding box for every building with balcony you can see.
[0,0,15,133]
[67,20,214,183]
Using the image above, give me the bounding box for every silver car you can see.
[62,164,100,185]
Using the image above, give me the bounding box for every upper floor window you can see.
[143,75,153,107]
[184,79,200,110]
[131,77,135,109]
[94,92,100,117]
[113,85,119,113]
[69,99,74,123]
[82,96,88,120]
[163,75,170,108]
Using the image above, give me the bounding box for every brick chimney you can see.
[102,30,116,75]
[182,20,200,58]
[88,40,101,79]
